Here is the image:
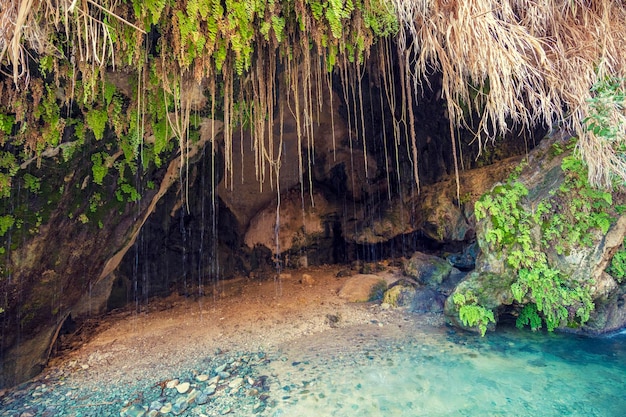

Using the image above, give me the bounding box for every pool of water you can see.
[2,322,625,416]
[264,325,626,417]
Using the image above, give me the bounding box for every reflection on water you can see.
[265,325,626,417]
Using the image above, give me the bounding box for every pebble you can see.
[196,374,209,382]
[228,377,244,389]
[149,400,163,410]
[159,403,172,413]
[166,379,179,389]
[215,364,228,373]
[176,382,190,394]
[121,404,146,417]
[204,385,217,396]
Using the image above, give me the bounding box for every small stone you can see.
[214,364,227,373]
[159,403,172,413]
[220,407,232,415]
[172,396,189,415]
[146,411,159,417]
[208,376,220,385]
[196,392,209,405]
[196,374,209,382]
[228,377,244,389]
[149,400,163,410]
[121,404,146,417]
[185,389,199,404]
[176,382,190,394]
[300,274,315,286]
[166,379,179,389]
[218,371,230,379]
[248,388,259,396]
[247,376,255,385]
[204,385,216,396]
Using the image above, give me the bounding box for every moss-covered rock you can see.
[449,131,626,335]
[403,252,458,288]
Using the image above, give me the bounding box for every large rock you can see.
[447,131,626,335]
[338,274,389,302]
[403,251,460,289]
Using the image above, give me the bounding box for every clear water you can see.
[264,325,626,417]
[2,323,625,416]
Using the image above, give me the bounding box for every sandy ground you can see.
[45,265,444,390]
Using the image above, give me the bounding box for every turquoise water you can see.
[2,324,625,416]
[265,326,626,417]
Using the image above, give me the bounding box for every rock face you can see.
[445,131,626,335]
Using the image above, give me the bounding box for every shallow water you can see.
[2,323,625,416]
[265,325,626,417]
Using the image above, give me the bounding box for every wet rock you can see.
[166,379,179,389]
[444,271,517,333]
[159,402,172,413]
[120,404,147,417]
[176,382,190,394]
[244,190,334,255]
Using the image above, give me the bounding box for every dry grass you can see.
[393,0,626,187]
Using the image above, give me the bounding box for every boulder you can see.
[338,274,388,302]
[403,252,459,288]
[411,288,447,313]
[382,284,416,308]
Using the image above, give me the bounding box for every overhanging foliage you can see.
[0,0,625,195]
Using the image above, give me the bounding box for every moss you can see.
[368,279,388,302]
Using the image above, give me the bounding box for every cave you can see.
[1,1,626,415]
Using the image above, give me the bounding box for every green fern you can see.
[452,291,495,337]
[91,152,109,185]
[85,109,108,141]
[0,215,15,237]
[516,303,542,331]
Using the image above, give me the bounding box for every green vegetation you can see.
[23,173,41,194]
[452,291,495,337]
[0,214,15,237]
[91,152,110,186]
[516,303,542,331]
[607,239,626,283]
[473,147,619,332]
